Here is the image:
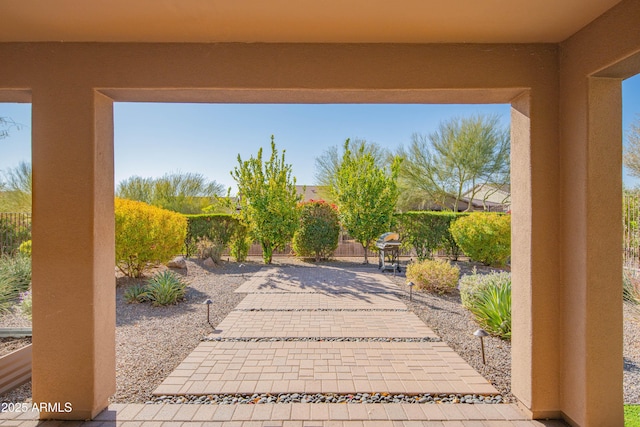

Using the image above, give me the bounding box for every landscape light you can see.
[407,281,415,302]
[203,299,213,328]
[474,329,489,364]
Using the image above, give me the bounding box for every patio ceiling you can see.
[0,0,623,44]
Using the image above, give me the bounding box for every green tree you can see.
[231,136,301,264]
[292,200,340,262]
[0,162,32,212]
[315,139,391,200]
[116,176,154,204]
[397,114,509,212]
[624,114,640,178]
[116,172,224,214]
[331,140,401,263]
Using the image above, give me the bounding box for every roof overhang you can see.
[0,0,624,44]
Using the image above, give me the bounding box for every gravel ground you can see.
[624,302,640,403]
[1,256,639,405]
[388,261,514,402]
[0,337,31,357]
[388,260,640,405]
[111,259,259,403]
[0,258,261,404]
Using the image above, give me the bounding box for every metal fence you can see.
[0,212,32,256]
[624,193,640,273]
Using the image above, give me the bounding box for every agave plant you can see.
[145,271,187,306]
[469,281,511,340]
[124,284,150,304]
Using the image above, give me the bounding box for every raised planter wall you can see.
[0,344,32,395]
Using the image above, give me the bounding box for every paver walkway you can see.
[0,263,567,426]
[235,291,407,310]
[156,341,495,396]
[0,402,568,426]
[211,311,437,338]
[157,266,495,396]
[156,264,500,397]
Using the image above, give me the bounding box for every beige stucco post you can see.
[510,87,563,418]
[31,86,115,419]
[557,75,624,426]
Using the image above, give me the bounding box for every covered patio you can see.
[1,1,639,425]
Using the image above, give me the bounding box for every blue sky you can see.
[1,74,640,193]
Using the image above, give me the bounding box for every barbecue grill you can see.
[376,232,401,273]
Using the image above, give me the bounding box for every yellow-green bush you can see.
[115,198,187,277]
[18,240,31,257]
[450,213,511,267]
[406,259,460,294]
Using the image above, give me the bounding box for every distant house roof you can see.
[461,184,511,211]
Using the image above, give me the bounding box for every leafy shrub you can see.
[19,289,32,319]
[124,284,150,304]
[395,212,467,260]
[230,223,251,262]
[0,254,31,289]
[0,279,18,314]
[0,255,31,314]
[145,271,187,306]
[293,200,340,261]
[195,237,224,263]
[184,214,239,257]
[449,213,511,266]
[406,259,460,294]
[19,240,32,257]
[459,270,512,309]
[0,215,31,256]
[624,270,640,305]
[115,198,187,278]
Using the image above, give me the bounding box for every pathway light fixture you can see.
[203,299,214,328]
[407,281,415,302]
[474,328,489,364]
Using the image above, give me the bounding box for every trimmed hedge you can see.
[394,211,468,260]
[450,212,511,266]
[184,214,248,260]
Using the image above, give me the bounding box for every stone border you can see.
[150,392,504,405]
[201,336,443,342]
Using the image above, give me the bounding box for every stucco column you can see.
[558,76,623,426]
[510,90,561,418]
[31,87,115,420]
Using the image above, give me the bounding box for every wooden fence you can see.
[0,212,31,256]
[242,231,417,259]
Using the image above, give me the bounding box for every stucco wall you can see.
[0,1,638,418]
